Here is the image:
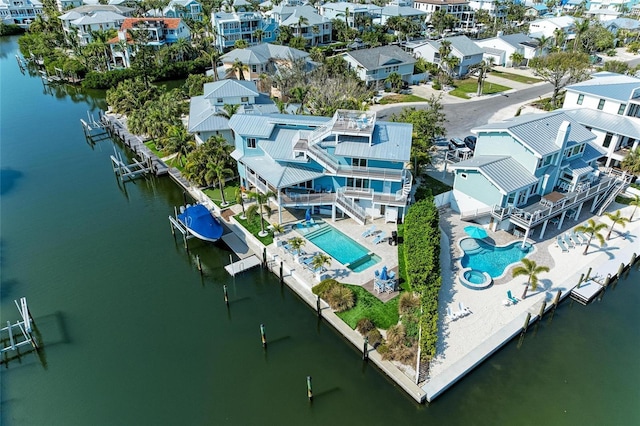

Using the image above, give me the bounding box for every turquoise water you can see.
[305,225,379,271]
[461,238,532,278]
[465,270,487,285]
[1,36,639,425]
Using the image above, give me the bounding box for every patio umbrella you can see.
[464,226,488,239]
[380,266,388,281]
[305,208,312,222]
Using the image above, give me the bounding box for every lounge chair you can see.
[372,232,386,245]
[507,290,518,304]
[556,236,569,253]
[447,307,458,321]
[575,230,588,243]
[569,231,584,245]
[458,301,471,316]
[563,233,575,249]
[362,225,376,238]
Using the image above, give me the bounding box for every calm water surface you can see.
[1,36,639,425]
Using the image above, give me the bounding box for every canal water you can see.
[1,36,638,425]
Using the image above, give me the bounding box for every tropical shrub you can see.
[366,328,384,348]
[326,284,355,312]
[312,278,339,296]
[356,318,376,335]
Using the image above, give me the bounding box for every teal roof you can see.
[565,72,640,103]
[450,155,538,195]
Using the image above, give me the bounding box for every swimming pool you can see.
[460,238,532,278]
[304,225,380,272]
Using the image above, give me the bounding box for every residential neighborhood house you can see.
[475,32,538,67]
[339,45,417,88]
[411,35,484,77]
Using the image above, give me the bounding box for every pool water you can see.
[305,225,379,271]
[464,270,487,284]
[460,238,532,278]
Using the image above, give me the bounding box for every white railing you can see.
[246,173,268,194]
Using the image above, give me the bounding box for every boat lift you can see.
[1,297,38,359]
[80,111,110,143]
[110,147,153,182]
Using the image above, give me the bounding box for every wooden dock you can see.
[570,279,604,305]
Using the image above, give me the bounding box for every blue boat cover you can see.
[177,204,224,242]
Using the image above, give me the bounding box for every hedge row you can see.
[403,196,441,360]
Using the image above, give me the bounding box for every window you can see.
[241,96,249,102]
[217,98,223,103]
[618,104,626,115]
[351,158,367,168]
[346,178,369,189]
[577,94,584,105]
[603,132,613,148]
[597,99,605,110]
[460,173,468,179]
[246,137,256,148]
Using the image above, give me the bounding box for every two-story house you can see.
[188,79,278,145]
[561,72,640,169]
[413,0,475,31]
[0,0,43,27]
[528,15,576,40]
[371,4,427,28]
[411,35,484,77]
[59,7,130,46]
[475,32,539,66]
[319,2,376,29]
[211,9,277,50]
[449,111,630,241]
[220,43,311,83]
[162,0,203,22]
[339,45,416,88]
[108,17,191,68]
[228,110,413,225]
[266,4,332,46]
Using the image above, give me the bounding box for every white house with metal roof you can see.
[413,0,475,30]
[449,111,631,240]
[0,0,43,27]
[411,35,484,77]
[188,79,278,145]
[562,72,640,168]
[528,15,576,39]
[228,110,414,225]
[319,2,381,29]
[210,9,278,50]
[339,45,417,87]
[220,43,311,82]
[474,32,538,66]
[266,4,332,46]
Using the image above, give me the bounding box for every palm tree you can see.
[604,210,630,240]
[287,236,306,256]
[289,86,308,114]
[200,42,222,81]
[247,190,275,236]
[310,253,331,276]
[253,28,264,44]
[552,28,565,52]
[628,194,640,221]
[235,187,246,219]
[573,19,590,52]
[574,219,607,255]
[534,35,551,56]
[215,103,240,119]
[621,147,640,175]
[204,135,234,205]
[227,59,248,80]
[469,58,494,96]
[512,258,550,299]
[385,72,403,92]
[296,15,309,38]
[163,124,195,166]
[271,222,285,236]
[510,51,525,67]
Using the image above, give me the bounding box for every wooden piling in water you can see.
[537,302,547,321]
[279,261,283,284]
[522,313,532,334]
[363,337,369,361]
[223,285,229,306]
[577,273,584,288]
[585,267,592,281]
[307,376,313,401]
[316,295,321,318]
[616,263,625,281]
[553,290,562,310]
[262,248,267,268]
[196,255,202,273]
[260,324,267,348]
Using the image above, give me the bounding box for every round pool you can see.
[459,268,493,290]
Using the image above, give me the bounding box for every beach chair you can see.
[459,301,471,316]
[362,225,376,238]
[575,230,588,243]
[563,233,575,249]
[569,231,584,245]
[556,236,569,253]
[372,232,386,245]
[507,290,518,304]
[385,280,396,293]
[446,307,458,321]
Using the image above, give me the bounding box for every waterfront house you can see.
[160,0,203,22]
[108,17,191,68]
[319,2,378,29]
[266,4,332,46]
[372,4,427,28]
[474,32,538,66]
[339,45,416,88]
[561,72,640,169]
[210,8,277,50]
[528,15,576,40]
[188,79,278,145]
[0,0,43,27]
[411,35,483,77]
[59,8,129,46]
[228,110,413,224]
[449,111,631,240]
[220,43,311,83]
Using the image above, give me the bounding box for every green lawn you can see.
[420,174,453,196]
[203,180,240,208]
[336,285,399,329]
[449,79,511,99]
[233,214,274,246]
[490,70,542,84]
[379,94,427,104]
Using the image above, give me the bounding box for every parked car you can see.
[464,135,477,150]
[432,135,448,146]
[448,137,466,151]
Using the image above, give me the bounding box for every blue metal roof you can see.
[450,155,538,195]
[333,122,412,162]
[562,108,640,139]
[565,72,640,103]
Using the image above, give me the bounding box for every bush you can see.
[627,41,640,54]
[82,68,140,90]
[312,278,339,296]
[366,328,384,348]
[0,23,25,36]
[377,343,390,356]
[432,81,441,90]
[398,292,420,315]
[356,318,376,335]
[326,284,355,312]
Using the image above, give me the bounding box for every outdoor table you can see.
[541,191,565,208]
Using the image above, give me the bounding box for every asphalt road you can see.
[376,82,553,139]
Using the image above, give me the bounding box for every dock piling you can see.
[617,263,625,281]
[363,337,369,361]
[307,376,313,401]
[577,273,584,288]
[260,324,267,348]
[537,302,547,322]
[196,255,202,273]
[316,295,321,318]
[223,285,229,306]
[279,261,283,284]
[262,248,267,268]
[522,313,532,335]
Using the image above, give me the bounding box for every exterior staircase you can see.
[593,178,628,216]
[335,191,367,225]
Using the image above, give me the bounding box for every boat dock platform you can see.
[570,279,605,305]
[101,113,169,176]
[1,298,37,359]
[222,232,261,276]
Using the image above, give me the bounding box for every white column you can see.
[539,220,548,239]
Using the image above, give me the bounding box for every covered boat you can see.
[177,204,224,243]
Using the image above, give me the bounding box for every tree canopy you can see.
[529,51,591,108]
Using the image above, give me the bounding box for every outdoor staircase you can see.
[593,178,628,216]
[401,170,412,198]
[335,192,367,225]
